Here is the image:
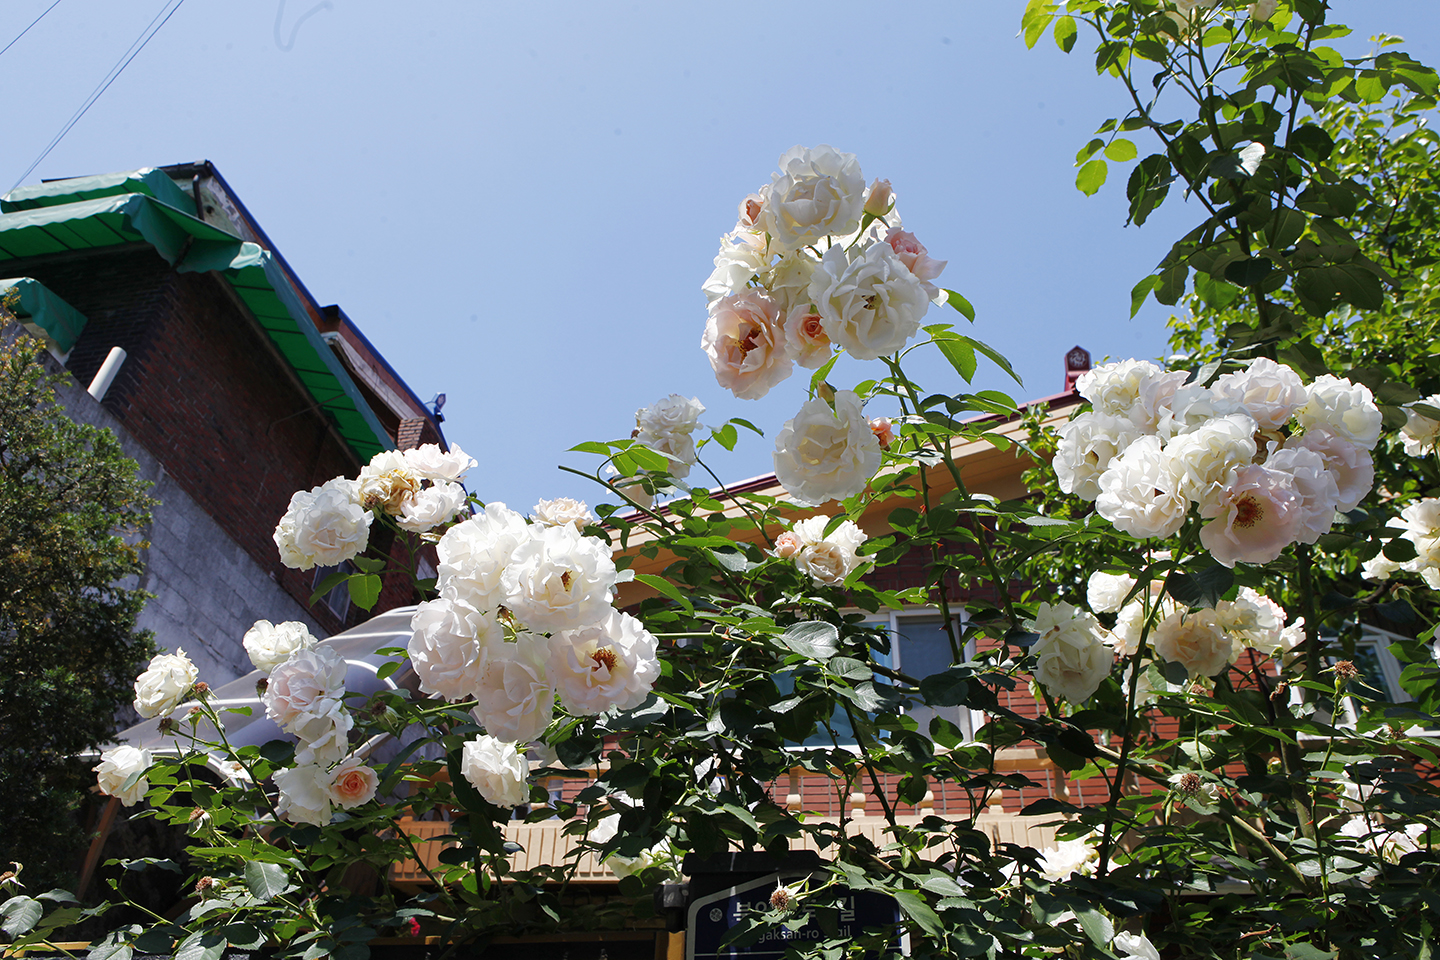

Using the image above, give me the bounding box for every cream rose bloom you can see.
[396,480,469,533]
[501,524,620,634]
[403,442,477,482]
[1153,609,1233,678]
[436,502,532,612]
[1095,436,1189,539]
[461,734,529,808]
[1215,587,1287,655]
[274,477,372,571]
[408,597,504,702]
[133,648,198,719]
[532,497,595,531]
[1086,571,1137,614]
[322,758,379,809]
[1401,394,1440,458]
[702,290,793,400]
[1287,427,1373,512]
[1038,835,1099,882]
[702,230,769,305]
[1210,358,1306,431]
[1028,602,1114,705]
[472,639,554,744]
[1165,414,1258,508]
[783,310,833,370]
[773,391,883,507]
[808,242,930,361]
[760,144,866,251]
[274,764,332,826]
[263,645,348,731]
[1075,359,1166,419]
[357,450,422,514]
[243,620,318,674]
[789,515,868,586]
[1263,445,1341,545]
[94,745,153,807]
[1055,411,1146,502]
[550,610,661,715]
[1295,375,1383,450]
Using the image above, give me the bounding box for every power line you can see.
[9,0,188,194]
[0,0,64,61]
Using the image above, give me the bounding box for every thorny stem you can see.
[841,701,899,830]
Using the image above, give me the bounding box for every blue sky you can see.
[3,1,1434,510]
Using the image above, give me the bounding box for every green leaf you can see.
[1129,275,1159,317]
[778,621,839,660]
[920,667,970,707]
[939,288,975,322]
[1166,563,1235,609]
[1,897,42,937]
[892,889,943,938]
[935,336,977,383]
[729,417,764,437]
[961,335,1023,386]
[568,441,613,456]
[711,423,739,451]
[309,568,350,605]
[809,351,839,397]
[634,574,695,613]
[349,555,386,574]
[1076,158,1108,196]
[348,573,382,612]
[174,933,227,960]
[1104,138,1137,162]
[1053,14,1077,52]
[1021,0,1058,49]
[244,860,290,902]
[87,939,132,960]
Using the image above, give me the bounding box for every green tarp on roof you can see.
[0,185,391,461]
[0,277,88,353]
[1,167,193,214]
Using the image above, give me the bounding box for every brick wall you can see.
[17,246,391,634]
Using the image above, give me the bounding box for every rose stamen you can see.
[1234,495,1264,529]
[590,647,618,673]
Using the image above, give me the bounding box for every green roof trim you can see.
[0,276,89,353]
[0,187,392,461]
[1,167,194,214]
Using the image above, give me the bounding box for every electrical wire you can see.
[0,0,64,61]
[9,0,188,193]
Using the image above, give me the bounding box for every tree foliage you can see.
[0,327,156,890]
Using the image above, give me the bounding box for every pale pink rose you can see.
[550,610,661,715]
[1264,445,1340,544]
[783,310,833,370]
[773,531,803,559]
[1166,414,1258,509]
[869,416,894,449]
[263,645,348,731]
[1287,427,1373,512]
[323,758,379,808]
[884,228,947,297]
[863,179,893,216]
[1153,609,1233,678]
[1210,358,1306,431]
[1199,464,1303,566]
[737,191,767,230]
[701,290,793,400]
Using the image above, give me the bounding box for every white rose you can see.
[396,480,469,533]
[1401,394,1440,458]
[1286,427,1374,512]
[1361,550,1404,583]
[1075,359,1166,419]
[243,620,318,674]
[436,503,532,611]
[263,645,348,731]
[1153,609,1233,678]
[461,734,529,808]
[1114,933,1161,960]
[550,610,661,716]
[1249,0,1278,21]
[1130,368,1190,432]
[502,524,619,634]
[1199,463,1304,567]
[532,497,595,531]
[94,745,153,807]
[274,478,372,571]
[1214,587,1288,655]
[292,704,354,767]
[701,290,793,400]
[760,144,866,251]
[590,813,675,879]
[472,639,554,744]
[1028,602,1114,705]
[1111,594,1182,656]
[1038,835,1098,881]
[408,597,505,701]
[636,394,705,437]
[1400,498,1440,568]
[1086,571,1137,614]
[1263,445,1340,545]
[1094,436,1189,539]
[274,764,332,826]
[790,516,868,585]
[1295,375,1383,450]
[403,442,477,482]
[702,230,769,305]
[765,250,820,318]
[1156,381,1248,440]
[357,450,421,514]
[808,241,929,361]
[1165,414,1258,508]
[133,648,198,719]
[1210,358,1307,431]
[1054,411,1146,502]
[773,390,883,507]
[322,758,379,809]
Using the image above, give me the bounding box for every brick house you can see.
[0,162,446,686]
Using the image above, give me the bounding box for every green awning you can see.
[1,167,193,214]
[0,276,89,353]
[0,188,391,462]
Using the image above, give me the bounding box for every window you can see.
[312,562,354,621]
[863,609,980,742]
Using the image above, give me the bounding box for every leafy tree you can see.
[0,324,156,892]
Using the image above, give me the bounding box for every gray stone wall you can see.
[29,327,327,688]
